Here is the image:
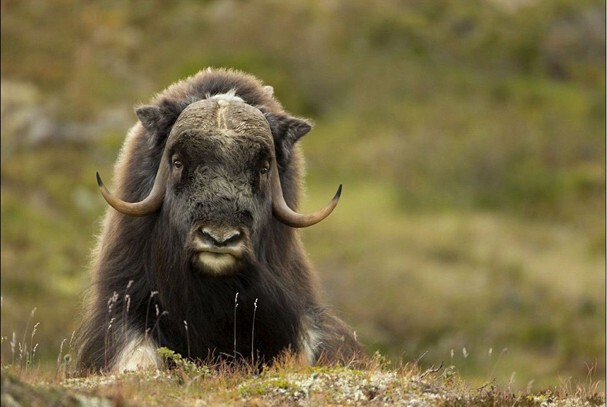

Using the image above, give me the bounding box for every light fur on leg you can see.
[299,315,323,365]
[113,331,161,373]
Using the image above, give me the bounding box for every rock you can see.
[1,372,113,407]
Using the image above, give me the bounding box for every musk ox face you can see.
[165,97,275,275]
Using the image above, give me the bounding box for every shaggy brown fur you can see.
[76,68,365,373]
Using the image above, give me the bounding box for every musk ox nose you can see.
[190,225,246,274]
[200,227,242,248]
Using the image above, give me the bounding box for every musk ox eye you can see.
[173,159,183,169]
[259,163,270,175]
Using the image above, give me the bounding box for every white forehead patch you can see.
[206,89,244,104]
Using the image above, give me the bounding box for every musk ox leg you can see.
[301,309,367,366]
[113,331,161,373]
[299,316,323,365]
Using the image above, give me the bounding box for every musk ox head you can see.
[96,92,341,276]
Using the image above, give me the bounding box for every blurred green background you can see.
[1,0,604,391]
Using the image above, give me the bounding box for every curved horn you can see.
[96,156,169,217]
[271,164,341,228]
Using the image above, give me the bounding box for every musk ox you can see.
[76,68,365,373]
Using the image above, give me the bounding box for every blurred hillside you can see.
[1,0,605,391]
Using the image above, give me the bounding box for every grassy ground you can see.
[2,352,605,407]
[1,0,605,399]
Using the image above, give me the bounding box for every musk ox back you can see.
[76,68,365,373]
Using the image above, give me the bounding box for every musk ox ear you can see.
[264,112,312,167]
[136,105,163,132]
[135,102,182,146]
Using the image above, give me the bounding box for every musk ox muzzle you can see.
[188,223,250,275]
[96,97,342,228]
